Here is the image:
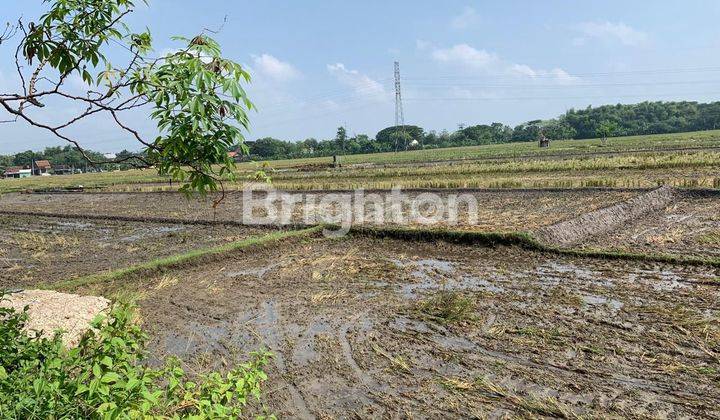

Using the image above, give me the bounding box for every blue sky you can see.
[2,0,720,154]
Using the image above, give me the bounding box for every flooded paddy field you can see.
[0,214,268,288]
[81,236,720,418]
[0,188,637,232]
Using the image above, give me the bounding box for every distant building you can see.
[4,167,31,178]
[227,151,243,162]
[32,160,52,176]
[52,165,73,175]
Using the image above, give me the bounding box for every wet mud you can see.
[84,237,720,418]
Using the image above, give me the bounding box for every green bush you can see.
[0,299,273,419]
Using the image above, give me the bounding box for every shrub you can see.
[0,298,273,419]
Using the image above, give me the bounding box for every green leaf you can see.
[93,363,102,378]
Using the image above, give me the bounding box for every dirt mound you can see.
[536,185,678,246]
[1,290,109,347]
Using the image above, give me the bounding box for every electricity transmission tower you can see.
[394,61,405,151]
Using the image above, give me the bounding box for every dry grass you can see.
[697,231,720,245]
[634,304,720,363]
[473,377,581,419]
[415,290,475,324]
[153,275,179,290]
[371,343,411,373]
[13,232,79,253]
[310,289,348,304]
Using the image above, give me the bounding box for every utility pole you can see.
[394,61,405,152]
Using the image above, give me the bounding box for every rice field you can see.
[2,129,720,194]
[3,128,720,418]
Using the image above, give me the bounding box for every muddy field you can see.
[580,191,720,258]
[0,214,268,288]
[80,236,720,419]
[0,189,638,232]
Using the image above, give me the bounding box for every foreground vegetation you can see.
[0,300,272,419]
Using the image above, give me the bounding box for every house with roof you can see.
[32,160,52,176]
[52,165,73,175]
[3,166,32,178]
[227,150,244,162]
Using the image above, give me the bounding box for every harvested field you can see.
[537,186,678,246]
[78,236,720,419]
[0,214,268,288]
[0,189,638,232]
[581,190,720,258]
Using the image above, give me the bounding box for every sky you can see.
[2,0,720,154]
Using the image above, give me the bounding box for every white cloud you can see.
[509,64,579,84]
[429,43,577,85]
[451,7,480,29]
[327,63,386,100]
[575,21,648,46]
[431,44,498,69]
[509,64,538,78]
[547,68,579,84]
[251,54,300,82]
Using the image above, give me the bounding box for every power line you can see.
[404,90,720,102]
[403,79,720,90]
[403,66,720,81]
[251,98,387,130]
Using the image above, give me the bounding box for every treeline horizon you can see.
[4,100,720,168]
[245,100,720,160]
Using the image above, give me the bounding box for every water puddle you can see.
[394,258,504,298]
[580,293,624,312]
[629,268,691,291]
[121,225,185,242]
[226,261,282,279]
[52,220,95,230]
[292,319,331,367]
[162,320,228,357]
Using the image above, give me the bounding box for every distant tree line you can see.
[243,101,720,160]
[0,145,144,172]
[4,100,720,168]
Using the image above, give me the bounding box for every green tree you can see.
[0,155,13,170]
[12,150,38,167]
[541,120,576,140]
[335,126,347,153]
[249,137,289,159]
[376,125,424,151]
[596,120,619,144]
[1,0,252,199]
